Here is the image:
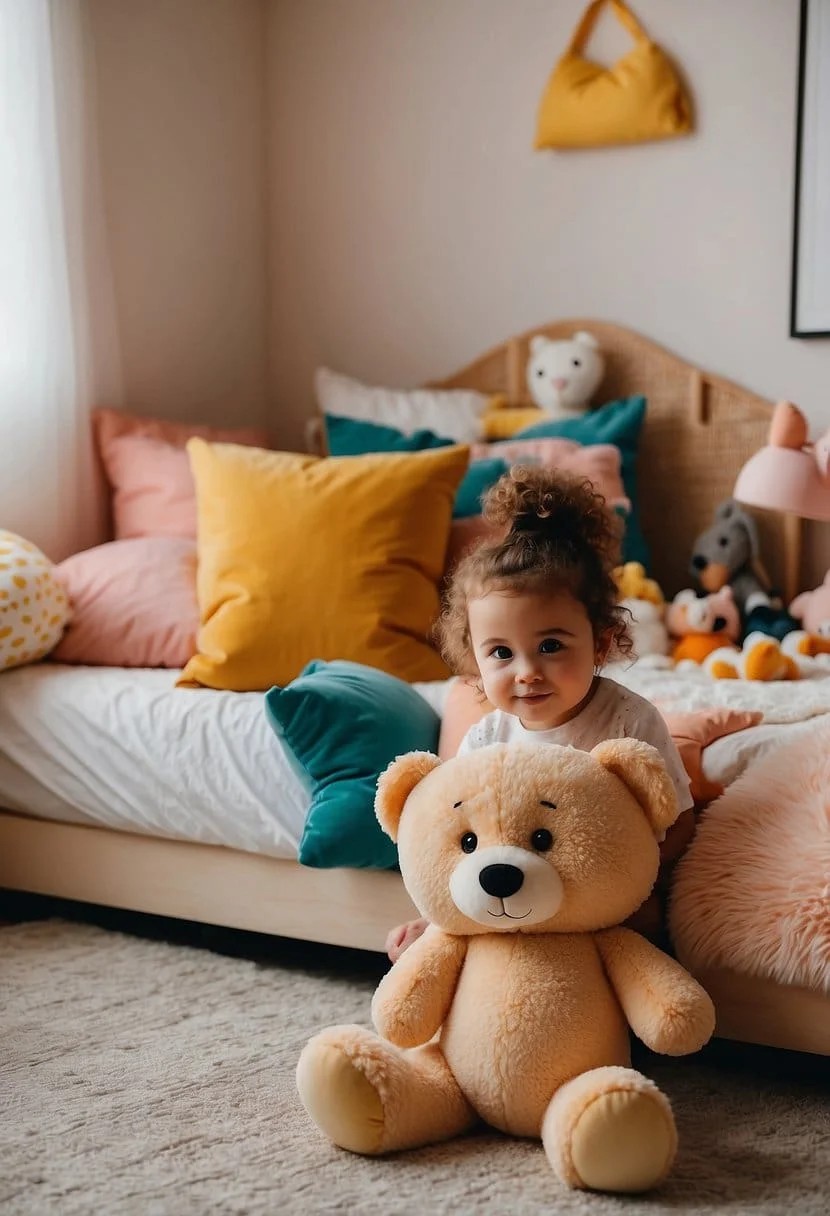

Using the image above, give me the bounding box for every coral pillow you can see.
[53,537,198,668]
[179,441,470,691]
[470,437,629,511]
[93,408,270,540]
[0,531,71,670]
[444,437,629,574]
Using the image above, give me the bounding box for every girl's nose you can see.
[516,663,543,684]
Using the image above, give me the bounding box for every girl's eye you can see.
[491,645,512,660]
[461,832,478,854]
[531,828,554,851]
[539,638,562,654]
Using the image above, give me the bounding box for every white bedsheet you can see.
[0,665,311,857]
[606,657,830,787]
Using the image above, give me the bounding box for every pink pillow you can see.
[93,408,270,540]
[469,437,629,511]
[52,537,198,668]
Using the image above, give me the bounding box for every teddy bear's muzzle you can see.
[449,845,564,929]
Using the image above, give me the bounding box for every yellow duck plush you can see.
[296,741,715,1193]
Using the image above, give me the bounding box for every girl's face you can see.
[468,589,603,731]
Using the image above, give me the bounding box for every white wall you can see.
[88,0,269,430]
[265,0,829,433]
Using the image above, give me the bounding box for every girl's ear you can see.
[594,627,614,667]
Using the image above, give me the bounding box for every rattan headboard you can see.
[433,320,797,601]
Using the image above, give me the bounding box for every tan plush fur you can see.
[297,741,715,1194]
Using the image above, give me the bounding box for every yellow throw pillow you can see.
[179,441,470,691]
[482,407,547,440]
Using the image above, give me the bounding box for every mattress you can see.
[0,665,312,857]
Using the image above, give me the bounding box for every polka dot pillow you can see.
[0,530,71,670]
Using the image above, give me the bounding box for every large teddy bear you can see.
[296,741,715,1193]
[526,332,604,418]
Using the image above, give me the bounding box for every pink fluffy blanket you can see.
[669,721,830,993]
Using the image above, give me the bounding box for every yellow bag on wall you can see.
[535,0,692,150]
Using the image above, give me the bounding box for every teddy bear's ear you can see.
[375,751,442,842]
[529,334,548,355]
[590,738,679,839]
[573,330,599,349]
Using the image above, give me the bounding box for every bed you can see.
[0,319,826,1055]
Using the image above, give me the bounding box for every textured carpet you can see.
[1,917,828,1216]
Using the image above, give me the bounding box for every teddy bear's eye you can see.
[460,832,478,854]
[536,368,544,377]
[531,828,554,851]
[572,358,581,367]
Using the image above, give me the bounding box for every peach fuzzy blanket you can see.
[669,722,830,993]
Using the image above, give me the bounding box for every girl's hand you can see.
[385,917,429,963]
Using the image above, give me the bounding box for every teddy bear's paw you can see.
[543,1066,677,1194]
[296,1027,387,1154]
[297,1029,476,1155]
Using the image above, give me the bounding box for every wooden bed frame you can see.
[1,320,825,1057]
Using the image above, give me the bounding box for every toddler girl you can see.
[386,465,692,961]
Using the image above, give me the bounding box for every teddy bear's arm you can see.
[595,927,715,1056]
[371,926,467,1049]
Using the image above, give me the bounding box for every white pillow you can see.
[0,530,71,671]
[315,367,490,443]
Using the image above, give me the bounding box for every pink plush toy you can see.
[784,572,830,659]
[665,588,740,665]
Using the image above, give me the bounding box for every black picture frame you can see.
[791,0,830,337]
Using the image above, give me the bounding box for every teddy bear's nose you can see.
[479,864,524,899]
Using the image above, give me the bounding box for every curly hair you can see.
[436,465,631,677]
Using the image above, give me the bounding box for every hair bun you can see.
[482,464,619,562]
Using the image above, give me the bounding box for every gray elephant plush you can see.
[689,500,770,619]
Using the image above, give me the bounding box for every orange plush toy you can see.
[665,588,741,664]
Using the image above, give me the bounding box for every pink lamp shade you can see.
[733,401,830,522]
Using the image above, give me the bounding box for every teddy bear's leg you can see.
[541,1065,677,1193]
[296,1025,476,1155]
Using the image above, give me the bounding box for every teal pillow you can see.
[264,659,440,870]
[452,456,508,518]
[324,412,453,456]
[515,396,649,567]
[323,413,507,519]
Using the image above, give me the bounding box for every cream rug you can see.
[1,918,828,1216]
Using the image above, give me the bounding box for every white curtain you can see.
[0,0,122,561]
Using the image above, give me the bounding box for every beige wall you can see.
[88,0,269,430]
[264,0,829,424]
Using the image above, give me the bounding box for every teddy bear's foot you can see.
[296,1025,475,1155]
[542,1066,677,1193]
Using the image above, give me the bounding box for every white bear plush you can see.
[526,332,604,420]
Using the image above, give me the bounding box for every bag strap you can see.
[566,0,650,56]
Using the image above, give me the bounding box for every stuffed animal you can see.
[296,742,715,1193]
[665,587,740,664]
[784,572,830,658]
[613,562,670,661]
[689,500,770,618]
[526,332,604,419]
[703,632,800,681]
